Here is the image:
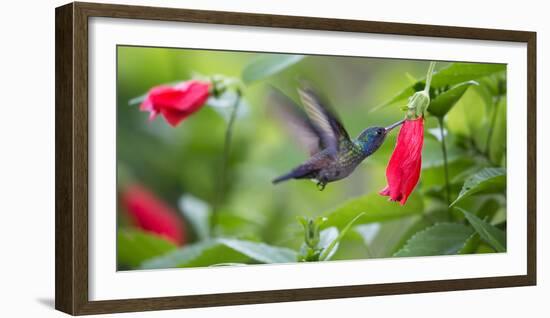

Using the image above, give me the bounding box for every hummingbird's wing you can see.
[267,87,325,155]
[297,84,351,156]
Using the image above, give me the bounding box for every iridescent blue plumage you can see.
[270,84,403,190]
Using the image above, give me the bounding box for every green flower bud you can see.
[406,90,430,119]
[297,216,326,249]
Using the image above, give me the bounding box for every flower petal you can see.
[170,81,211,111]
[139,80,211,126]
[380,118,424,205]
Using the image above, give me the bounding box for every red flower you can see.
[379,118,424,205]
[140,80,211,127]
[122,184,186,245]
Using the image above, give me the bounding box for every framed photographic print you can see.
[55,2,537,315]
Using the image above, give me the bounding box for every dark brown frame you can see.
[55,1,537,315]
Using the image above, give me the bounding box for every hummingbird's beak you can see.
[385,119,405,133]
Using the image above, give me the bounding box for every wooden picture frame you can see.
[55,2,536,315]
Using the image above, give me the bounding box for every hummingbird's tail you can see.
[272,166,314,184]
[272,172,295,184]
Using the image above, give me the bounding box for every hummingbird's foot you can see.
[316,181,326,191]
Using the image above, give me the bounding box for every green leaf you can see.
[117,229,177,268]
[322,192,424,229]
[458,233,481,254]
[428,63,504,88]
[363,216,432,258]
[141,238,297,269]
[317,227,339,261]
[319,213,365,261]
[394,223,474,257]
[141,240,241,269]
[217,238,297,263]
[242,54,304,84]
[377,63,505,109]
[178,194,211,241]
[428,81,478,117]
[458,208,506,252]
[450,168,506,207]
[128,94,147,106]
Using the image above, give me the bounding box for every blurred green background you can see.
[117,46,507,270]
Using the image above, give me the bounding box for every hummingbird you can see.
[270,84,404,190]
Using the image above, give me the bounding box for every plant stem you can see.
[438,116,451,206]
[425,62,450,205]
[212,91,241,230]
[424,61,436,94]
[406,61,436,119]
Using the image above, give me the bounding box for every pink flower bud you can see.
[140,80,211,127]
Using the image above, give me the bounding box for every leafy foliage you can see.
[118,229,177,268]
[428,81,478,117]
[451,168,506,207]
[297,213,365,262]
[458,233,481,254]
[459,208,506,252]
[377,63,505,109]
[242,54,305,84]
[141,238,297,269]
[297,227,339,262]
[394,223,474,257]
